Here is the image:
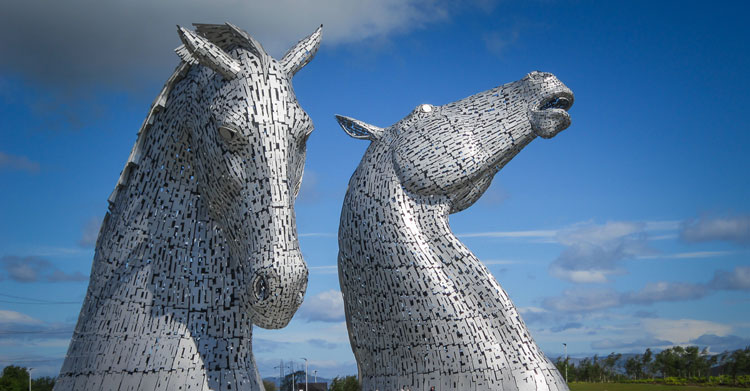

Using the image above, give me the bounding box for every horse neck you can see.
[88,81,247,335]
[103,103,203,260]
[342,142,454,247]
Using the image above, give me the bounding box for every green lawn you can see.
[569,383,749,391]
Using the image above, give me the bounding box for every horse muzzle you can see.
[247,255,308,329]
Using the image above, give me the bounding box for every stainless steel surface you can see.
[337,71,574,391]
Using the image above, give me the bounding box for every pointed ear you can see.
[280,25,322,77]
[177,25,241,80]
[335,115,384,141]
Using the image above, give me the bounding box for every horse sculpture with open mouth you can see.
[54,23,321,391]
[336,71,574,391]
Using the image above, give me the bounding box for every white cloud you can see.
[710,266,750,291]
[641,319,732,345]
[542,288,622,313]
[0,310,43,325]
[482,259,522,265]
[307,338,338,350]
[549,221,655,283]
[297,289,345,322]
[622,282,709,304]
[591,336,673,350]
[690,334,750,353]
[476,187,509,207]
[78,216,102,248]
[299,233,337,238]
[0,255,88,283]
[644,220,682,232]
[549,268,610,283]
[457,230,557,239]
[556,221,644,247]
[0,151,39,173]
[642,318,732,344]
[518,306,549,315]
[0,0,479,88]
[308,265,338,275]
[297,170,321,204]
[638,250,736,260]
[542,265,750,315]
[483,29,520,57]
[680,215,750,246]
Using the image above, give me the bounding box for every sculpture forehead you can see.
[209,66,308,132]
[393,73,568,132]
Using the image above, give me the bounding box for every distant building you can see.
[295,382,327,391]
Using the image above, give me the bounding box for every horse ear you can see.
[335,115,383,141]
[176,25,241,80]
[280,25,322,77]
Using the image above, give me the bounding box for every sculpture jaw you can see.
[530,90,574,138]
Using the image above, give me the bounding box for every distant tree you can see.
[0,365,29,391]
[280,370,305,391]
[698,347,719,377]
[648,345,719,379]
[654,347,678,377]
[625,355,643,380]
[263,379,278,391]
[577,357,593,382]
[31,376,55,391]
[602,352,621,382]
[684,345,715,378]
[591,354,603,382]
[726,346,750,382]
[642,348,653,377]
[553,357,566,382]
[329,375,360,391]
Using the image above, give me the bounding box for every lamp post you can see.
[563,343,568,384]
[313,369,317,384]
[301,357,308,391]
[28,367,33,391]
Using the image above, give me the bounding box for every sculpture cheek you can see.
[392,130,490,196]
[391,150,440,195]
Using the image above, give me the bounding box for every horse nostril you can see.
[253,274,269,302]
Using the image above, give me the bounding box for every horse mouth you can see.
[538,91,573,111]
[530,90,574,138]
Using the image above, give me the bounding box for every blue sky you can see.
[1,0,749,379]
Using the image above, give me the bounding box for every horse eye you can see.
[218,123,239,141]
[298,126,313,147]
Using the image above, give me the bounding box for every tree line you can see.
[554,346,750,386]
[4,346,749,390]
[0,366,54,391]
[266,370,360,391]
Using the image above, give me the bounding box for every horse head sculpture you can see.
[55,23,321,391]
[338,71,572,213]
[335,72,574,391]
[177,24,317,328]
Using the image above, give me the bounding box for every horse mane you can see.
[107,23,265,211]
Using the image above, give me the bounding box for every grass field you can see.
[569,383,750,391]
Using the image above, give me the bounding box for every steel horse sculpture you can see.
[336,71,574,391]
[55,23,321,391]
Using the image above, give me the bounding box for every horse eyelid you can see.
[218,123,240,140]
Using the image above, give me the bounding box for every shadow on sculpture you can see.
[336,71,574,391]
[54,23,321,391]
